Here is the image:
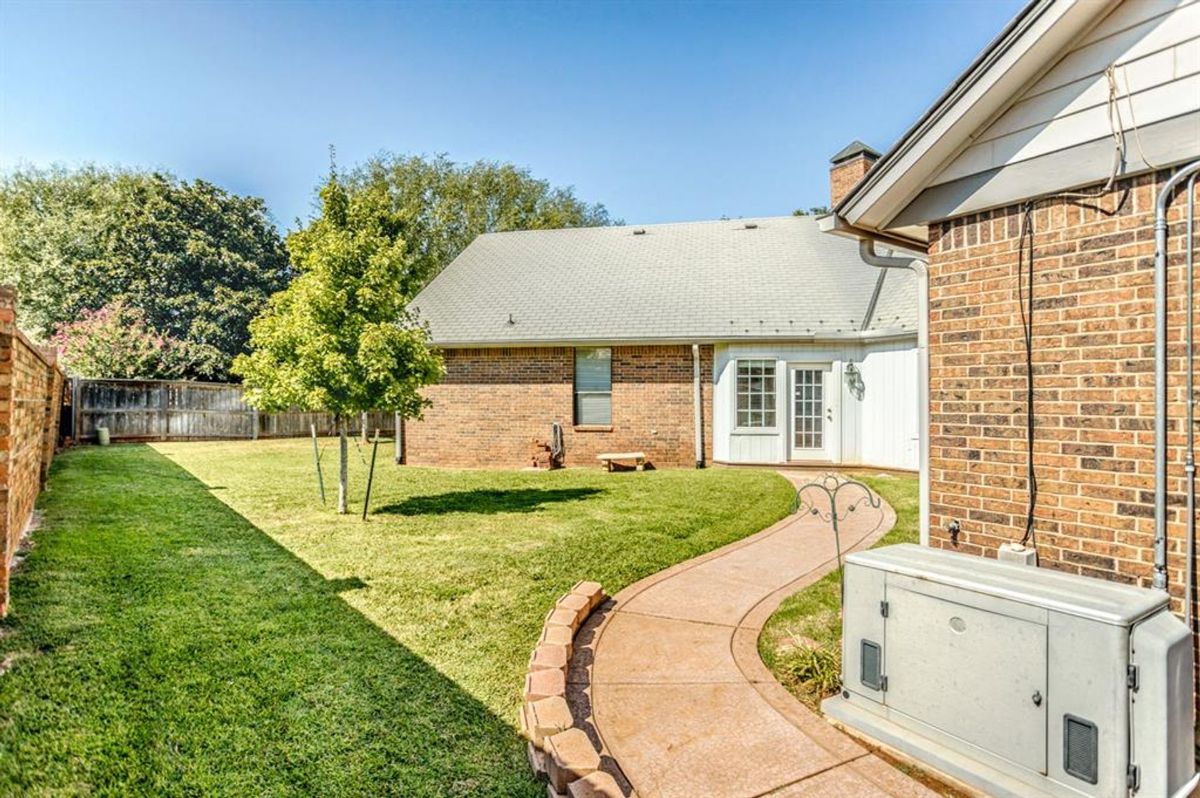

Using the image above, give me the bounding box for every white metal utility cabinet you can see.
[824,544,1197,798]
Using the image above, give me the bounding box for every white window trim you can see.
[787,360,838,463]
[733,357,779,434]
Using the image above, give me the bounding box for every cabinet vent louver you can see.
[1063,715,1099,784]
[860,639,883,691]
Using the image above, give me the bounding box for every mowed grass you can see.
[0,440,794,797]
[758,473,919,709]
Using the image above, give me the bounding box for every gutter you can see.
[427,330,920,348]
[819,212,927,254]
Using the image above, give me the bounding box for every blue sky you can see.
[0,0,1024,231]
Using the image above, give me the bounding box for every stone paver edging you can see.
[520,580,628,797]
[576,473,939,798]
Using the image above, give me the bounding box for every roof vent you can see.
[744,223,758,230]
[632,228,647,235]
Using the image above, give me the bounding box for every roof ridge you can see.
[477,214,812,238]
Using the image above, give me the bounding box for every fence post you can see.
[71,377,81,443]
[251,407,259,441]
[159,382,169,441]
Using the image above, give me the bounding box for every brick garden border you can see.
[520,580,632,798]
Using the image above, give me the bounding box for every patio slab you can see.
[587,471,940,797]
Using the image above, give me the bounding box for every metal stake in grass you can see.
[362,429,380,521]
[311,422,326,504]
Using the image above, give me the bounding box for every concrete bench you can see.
[596,451,645,472]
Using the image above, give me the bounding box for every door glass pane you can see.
[793,369,824,450]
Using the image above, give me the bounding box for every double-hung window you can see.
[736,359,776,428]
[574,347,612,425]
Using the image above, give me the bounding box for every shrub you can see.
[49,300,199,379]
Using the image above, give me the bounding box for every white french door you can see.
[790,365,834,461]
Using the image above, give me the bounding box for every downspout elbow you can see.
[858,240,929,347]
[858,239,931,546]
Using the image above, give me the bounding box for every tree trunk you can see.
[337,417,349,514]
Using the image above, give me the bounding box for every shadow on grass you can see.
[0,445,539,797]
[375,487,601,516]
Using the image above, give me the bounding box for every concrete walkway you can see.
[583,472,937,798]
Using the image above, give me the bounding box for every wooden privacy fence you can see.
[70,378,397,443]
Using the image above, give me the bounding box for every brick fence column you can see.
[0,286,17,617]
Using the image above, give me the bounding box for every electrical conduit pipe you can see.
[1153,160,1200,593]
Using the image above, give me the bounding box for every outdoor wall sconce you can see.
[844,361,865,400]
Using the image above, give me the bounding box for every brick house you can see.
[405,216,919,470]
[822,0,1199,654]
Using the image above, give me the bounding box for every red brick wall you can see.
[831,154,875,207]
[927,171,1198,614]
[405,345,714,468]
[0,286,66,616]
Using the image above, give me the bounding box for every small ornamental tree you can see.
[50,300,197,378]
[233,169,443,513]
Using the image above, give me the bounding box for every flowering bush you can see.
[50,301,197,379]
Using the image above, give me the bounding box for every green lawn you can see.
[0,440,794,797]
[758,473,919,710]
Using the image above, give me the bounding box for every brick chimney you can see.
[829,140,880,207]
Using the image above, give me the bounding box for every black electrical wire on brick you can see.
[1017,202,1039,557]
[1004,62,1140,562]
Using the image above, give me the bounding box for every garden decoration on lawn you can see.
[310,423,326,504]
[362,429,380,521]
[793,473,880,575]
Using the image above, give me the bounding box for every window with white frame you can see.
[574,347,612,425]
[736,359,776,428]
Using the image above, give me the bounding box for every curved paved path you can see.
[583,472,937,798]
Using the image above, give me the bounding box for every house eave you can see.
[818,213,929,254]
[836,0,1118,235]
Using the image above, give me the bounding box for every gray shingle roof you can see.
[412,215,917,346]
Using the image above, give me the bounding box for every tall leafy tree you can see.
[0,165,291,379]
[234,169,443,513]
[347,154,613,293]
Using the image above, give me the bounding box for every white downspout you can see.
[693,343,704,468]
[858,240,930,545]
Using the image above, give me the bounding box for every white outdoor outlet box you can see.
[824,544,1198,798]
[997,541,1038,566]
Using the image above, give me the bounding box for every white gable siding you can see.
[894,0,1200,226]
[859,340,920,471]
